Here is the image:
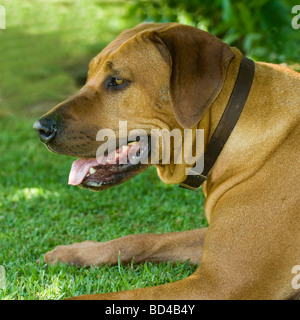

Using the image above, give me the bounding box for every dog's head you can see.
[33,23,234,190]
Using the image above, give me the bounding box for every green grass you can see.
[0,115,206,299]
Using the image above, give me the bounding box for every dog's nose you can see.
[33,118,57,143]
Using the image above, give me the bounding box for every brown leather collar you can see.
[180,57,255,191]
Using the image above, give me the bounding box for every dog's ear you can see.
[147,24,235,128]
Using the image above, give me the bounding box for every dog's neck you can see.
[155,48,244,185]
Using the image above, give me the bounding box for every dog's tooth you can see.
[89,167,96,175]
[86,181,103,187]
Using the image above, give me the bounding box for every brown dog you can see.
[33,23,300,300]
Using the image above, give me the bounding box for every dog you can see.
[33,23,300,299]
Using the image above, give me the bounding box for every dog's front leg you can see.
[44,228,207,266]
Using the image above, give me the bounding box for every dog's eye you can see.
[106,77,126,90]
[115,78,124,85]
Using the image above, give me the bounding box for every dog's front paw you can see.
[44,245,81,266]
[44,241,99,266]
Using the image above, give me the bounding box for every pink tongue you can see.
[68,158,99,186]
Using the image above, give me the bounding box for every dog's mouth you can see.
[68,138,151,190]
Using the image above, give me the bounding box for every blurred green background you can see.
[0,0,299,299]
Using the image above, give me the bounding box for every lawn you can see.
[0,0,206,300]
